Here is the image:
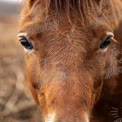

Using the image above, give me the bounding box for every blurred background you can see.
[0,0,41,122]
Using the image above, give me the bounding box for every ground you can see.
[0,15,41,122]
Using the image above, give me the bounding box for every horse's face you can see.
[18,1,115,122]
[18,24,115,122]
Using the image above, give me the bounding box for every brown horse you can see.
[18,0,122,121]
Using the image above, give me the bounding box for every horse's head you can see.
[18,0,120,121]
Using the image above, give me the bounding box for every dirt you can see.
[0,15,41,122]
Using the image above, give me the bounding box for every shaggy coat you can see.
[18,0,122,121]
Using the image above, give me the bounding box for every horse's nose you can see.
[45,112,89,122]
[54,116,89,122]
[55,117,89,122]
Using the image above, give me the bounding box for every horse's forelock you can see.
[46,0,97,16]
[24,0,102,25]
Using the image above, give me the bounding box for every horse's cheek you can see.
[25,54,42,103]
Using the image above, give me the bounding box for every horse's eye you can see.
[20,36,33,50]
[100,35,113,49]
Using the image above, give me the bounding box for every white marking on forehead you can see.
[45,113,56,122]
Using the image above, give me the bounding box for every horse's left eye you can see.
[100,35,113,49]
[20,36,33,50]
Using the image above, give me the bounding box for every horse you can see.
[18,0,122,121]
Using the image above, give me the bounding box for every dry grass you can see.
[0,15,41,122]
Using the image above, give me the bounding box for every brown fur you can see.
[18,0,122,121]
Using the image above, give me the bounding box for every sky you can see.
[0,0,22,3]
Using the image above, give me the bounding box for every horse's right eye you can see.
[20,36,33,50]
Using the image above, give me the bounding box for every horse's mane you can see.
[45,0,99,24]
[20,0,122,30]
[47,0,99,12]
[22,0,101,26]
